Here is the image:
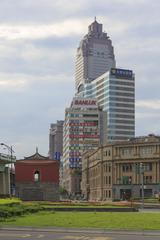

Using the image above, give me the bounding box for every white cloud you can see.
[0,19,91,40]
[136,100,160,110]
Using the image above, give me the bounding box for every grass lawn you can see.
[1,211,160,230]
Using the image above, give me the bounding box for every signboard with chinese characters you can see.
[111,68,133,79]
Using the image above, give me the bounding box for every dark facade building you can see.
[49,120,64,160]
[15,150,59,201]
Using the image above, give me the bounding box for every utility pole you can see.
[140,163,144,209]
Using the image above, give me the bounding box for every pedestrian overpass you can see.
[0,153,16,196]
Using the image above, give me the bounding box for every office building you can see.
[78,68,135,142]
[62,97,101,195]
[75,18,116,92]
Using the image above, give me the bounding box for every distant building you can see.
[15,149,59,201]
[82,134,160,201]
[75,18,115,92]
[49,120,64,160]
[77,68,135,142]
[0,153,16,196]
[62,97,102,195]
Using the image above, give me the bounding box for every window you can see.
[109,190,111,198]
[109,176,111,184]
[140,147,153,156]
[122,164,132,172]
[34,171,40,182]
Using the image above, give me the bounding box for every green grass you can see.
[1,211,160,230]
[0,198,21,205]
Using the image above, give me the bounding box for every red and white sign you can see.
[71,98,97,107]
[74,99,96,105]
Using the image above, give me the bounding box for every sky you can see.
[0,0,160,158]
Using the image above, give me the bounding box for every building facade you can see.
[49,120,64,160]
[75,18,115,92]
[82,135,160,201]
[62,97,101,195]
[15,150,59,201]
[78,68,135,142]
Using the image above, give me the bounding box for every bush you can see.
[0,203,44,222]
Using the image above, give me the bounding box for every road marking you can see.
[61,236,112,240]
[0,233,31,238]
[37,234,44,238]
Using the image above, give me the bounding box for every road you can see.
[0,228,160,240]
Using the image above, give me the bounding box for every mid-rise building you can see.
[78,68,135,142]
[49,120,64,160]
[75,18,116,92]
[62,97,102,195]
[82,134,160,201]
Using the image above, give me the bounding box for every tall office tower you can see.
[78,68,135,142]
[49,120,64,160]
[75,18,116,92]
[62,97,101,195]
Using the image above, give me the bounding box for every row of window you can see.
[121,147,154,156]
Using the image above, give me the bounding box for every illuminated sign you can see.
[111,68,133,79]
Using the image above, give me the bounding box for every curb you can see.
[0,226,160,236]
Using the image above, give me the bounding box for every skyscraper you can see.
[78,68,135,142]
[49,121,64,160]
[75,18,116,92]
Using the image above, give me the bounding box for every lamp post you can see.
[0,143,15,196]
[140,163,144,209]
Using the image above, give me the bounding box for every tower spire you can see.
[36,147,38,153]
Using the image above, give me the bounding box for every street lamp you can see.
[140,163,144,209]
[0,143,15,196]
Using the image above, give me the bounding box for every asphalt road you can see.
[0,228,160,240]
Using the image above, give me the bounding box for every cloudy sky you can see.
[0,0,160,158]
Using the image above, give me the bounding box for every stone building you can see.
[15,150,59,201]
[81,135,160,201]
